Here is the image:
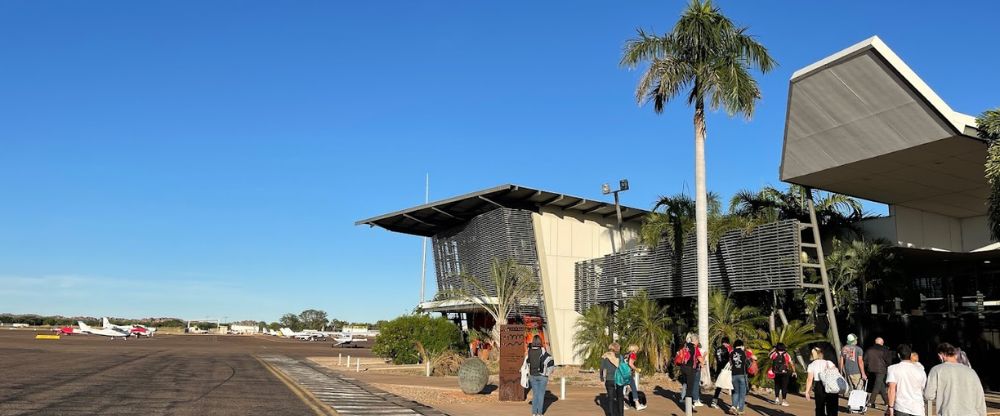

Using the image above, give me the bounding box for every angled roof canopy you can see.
[780,36,987,218]
[356,184,650,237]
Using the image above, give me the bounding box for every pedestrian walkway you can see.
[259,355,448,416]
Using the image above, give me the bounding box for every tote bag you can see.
[714,363,734,390]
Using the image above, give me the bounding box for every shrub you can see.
[372,314,463,365]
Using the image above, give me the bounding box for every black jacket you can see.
[864,344,892,374]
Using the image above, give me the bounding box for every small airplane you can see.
[280,328,326,341]
[55,326,81,335]
[332,334,364,346]
[103,318,157,338]
[78,321,130,340]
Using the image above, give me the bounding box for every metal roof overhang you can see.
[356,184,651,237]
[780,36,987,218]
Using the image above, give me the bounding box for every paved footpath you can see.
[259,355,448,416]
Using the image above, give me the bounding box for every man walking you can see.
[523,336,555,416]
[839,333,866,391]
[865,337,891,409]
[924,343,986,416]
[886,344,925,416]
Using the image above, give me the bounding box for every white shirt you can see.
[887,361,926,415]
[808,359,834,379]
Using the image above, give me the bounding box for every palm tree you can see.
[978,108,1000,241]
[616,292,673,373]
[573,305,613,370]
[449,258,539,345]
[621,0,776,350]
[825,238,894,320]
[729,184,865,239]
[708,290,764,362]
[750,320,825,386]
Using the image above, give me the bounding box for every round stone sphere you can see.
[457,357,489,394]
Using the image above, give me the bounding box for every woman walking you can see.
[675,333,705,407]
[625,344,647,410]
[805,345,840,416]
[523,335,554,416]
[599,342,624,416]
[769,342,794,406]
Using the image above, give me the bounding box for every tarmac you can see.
[0,329,380,415]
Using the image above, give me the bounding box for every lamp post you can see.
[602,179,629,253]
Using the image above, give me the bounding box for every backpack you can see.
[772,352,789,374]
[674,345,693,367]
[614,355,633,386]
[819,361,847,394]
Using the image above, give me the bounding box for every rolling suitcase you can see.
[847,379,869,413]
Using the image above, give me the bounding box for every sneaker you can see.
[693,402,704,407]
[709,401,718,409]
[727,408,738,415]
[781,400,790,407]
[773,398,781,405]
[636,403,647,411]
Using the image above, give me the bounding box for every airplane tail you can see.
[78,321,92,332]
[280,328,294,337]
[102,317,111,329]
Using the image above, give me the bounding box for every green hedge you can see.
[372,314,464,364]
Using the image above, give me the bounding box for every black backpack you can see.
[772,351,789,374]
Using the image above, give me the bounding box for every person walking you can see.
[886,344,925,416]
[523,335,555,416]
[600,342,624,416]
[769,342,794,407]
[924,342,986,416]
[710,336,733,408]
[864,337,892,409]
[625,344,647,410]
[839,333,866,391]
[805,345,839,416]
[728,340,754,415]
[675,333,705,407]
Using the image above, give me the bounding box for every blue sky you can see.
[1,1,997,323]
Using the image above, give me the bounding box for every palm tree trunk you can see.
[694,101,710,356]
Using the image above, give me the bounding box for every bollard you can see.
[635,373,640,393]
[338,353,342,366]
[685,396,692,416]
[560,377,566,401]
[356,359,360,372]
[425,360,431,377]
[347,356,351,368]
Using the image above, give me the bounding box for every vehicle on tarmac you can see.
[78,321,130,340]
[332,334,363,346]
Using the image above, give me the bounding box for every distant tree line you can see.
[0,314,187,327]
[267,309,385,332]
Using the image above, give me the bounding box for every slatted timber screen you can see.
[432,208,542,315]
[575,219,802,312]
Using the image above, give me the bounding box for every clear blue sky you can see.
[1,1,997,324]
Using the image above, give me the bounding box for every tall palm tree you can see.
[978,108,1000,241]
[750,320,825,387]
[616,292,673,373]
[573,305,613,370]
[708,290,764,362]
[621,0,776,350]
[825,238,894,319]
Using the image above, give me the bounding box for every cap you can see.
[847,333,858,343]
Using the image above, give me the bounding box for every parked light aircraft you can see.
[332,334,363,346]
[78,321,129,340]
[102,317,157,337]
[280,328,326,341]
[56,326,81,335]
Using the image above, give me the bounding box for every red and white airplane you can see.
[56,326,81,335]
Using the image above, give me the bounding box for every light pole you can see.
[602,179,629,253]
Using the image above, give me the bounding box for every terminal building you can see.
[358,37,1000,376]
[357,184,646,365]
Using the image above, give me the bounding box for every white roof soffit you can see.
[780,36,987,218]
